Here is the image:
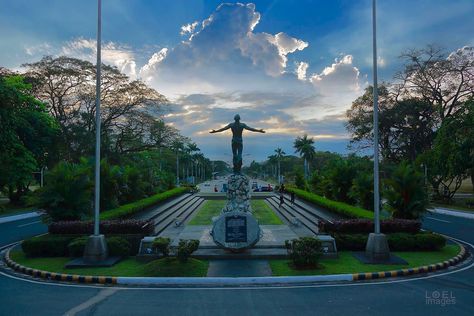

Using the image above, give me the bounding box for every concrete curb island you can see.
[2,243,468,287]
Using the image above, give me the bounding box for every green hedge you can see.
[334,232,446,251]
[22,234,143,257]
[287,187,373,219]
[100,187,189,220]
[22,235,76,257]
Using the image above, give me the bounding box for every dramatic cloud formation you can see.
[61,38,138,78]
[134,2,366,160]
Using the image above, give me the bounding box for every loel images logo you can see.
[425,290,456,306]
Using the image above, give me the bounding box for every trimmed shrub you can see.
[319,219,421,234]
[414,233,446,251]
[100,187,189,220]
[49,220,154,235]
[107,237,131,257]
[152,237,171,257]
[177,239,200,263]
[334,232,446,251]
[285,237,322,267]
[66,236,131,257]
[22,235,75,257]
[67,237,88,257]
[287,187,373,219]
[333,234,367,251]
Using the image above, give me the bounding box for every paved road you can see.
[1,212,473,315]
[0,215,47,246]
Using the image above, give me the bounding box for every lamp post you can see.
[365,0,390,261]
[83,0,108,263]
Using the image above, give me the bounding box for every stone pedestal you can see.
[365,233,390,261]
[83,234,108,263]
[211,174,261,250]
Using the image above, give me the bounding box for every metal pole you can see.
[93,0,102,236]
[40,167,44,187]
[176,151,179,186]
[372,0,380,234]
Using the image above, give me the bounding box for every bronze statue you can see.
[210,114,265,173]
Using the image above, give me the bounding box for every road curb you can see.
[352,245,467,281]
[3,248,117,285]
[0,211,42,224]
[2,243,468,287]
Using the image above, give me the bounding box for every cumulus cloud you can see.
[139,3,309,94]
[296,61,309,80]
[61,38,138,78]
[180,21,200,36]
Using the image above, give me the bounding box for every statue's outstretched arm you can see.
[210,124,231,133]
[244,124,265,133]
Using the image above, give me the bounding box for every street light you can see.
[83,0,108,263]
[365,0,390,261]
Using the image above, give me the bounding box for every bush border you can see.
[3,243,467,286]
[100,187,189,220]
[287,187,374,219]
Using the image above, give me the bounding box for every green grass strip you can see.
[9,251,208,277]
[100,187,189,220]
[270,244,460,276]
[287,187,374,219]
[188,200,283,225]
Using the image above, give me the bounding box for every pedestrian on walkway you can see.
[290,191,295,205]
[279,192,284,208]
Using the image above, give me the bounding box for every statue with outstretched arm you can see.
[210,114,265,173]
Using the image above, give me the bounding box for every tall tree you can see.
[395,45,474,121]
[294,134,315,179]
[274,147,286,184]
[0,75,59,203]
[23,56,168,159]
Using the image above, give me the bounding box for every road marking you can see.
[425,216,451,223]
[63,288,118,315]
[17,220,42,228]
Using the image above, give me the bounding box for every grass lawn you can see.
[188,200,225,225]
[188,200,283,225]
[270,245,460,276]
[10,251,208,277]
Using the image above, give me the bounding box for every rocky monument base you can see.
[211,174,261,251]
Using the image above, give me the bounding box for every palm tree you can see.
[171,139,184,186]
[274,148,286,184]
[267,154,277,180]
[186,142,200,183]
[294,134,315,179]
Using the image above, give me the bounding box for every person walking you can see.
[279,192,285,208]
[290,191,295,205]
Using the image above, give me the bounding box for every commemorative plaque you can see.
[225,215,247,243]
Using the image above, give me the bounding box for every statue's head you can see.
[234,114,240,122]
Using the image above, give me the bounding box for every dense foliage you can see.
[48,219,154,235]
[334,232,446,251]
[319,219,421,234]
[100,187,190,220]
[176,239,200,263]
[285,237,322,268]
[287,187,374,219]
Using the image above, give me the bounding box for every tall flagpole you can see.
[372,0,380,234]
[365,0,389,261]
[83,0,107,263]
[94,0,102,236]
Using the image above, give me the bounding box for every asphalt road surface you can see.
[0,211,473,315]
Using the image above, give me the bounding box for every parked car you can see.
[252,181,258,189]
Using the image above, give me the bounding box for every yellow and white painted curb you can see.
[2,244,468,286]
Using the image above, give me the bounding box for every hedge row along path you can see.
[2,241,468,287]
[286,188,374,219]
[100,187,190,220]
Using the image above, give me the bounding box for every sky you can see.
[1,0,473,163]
